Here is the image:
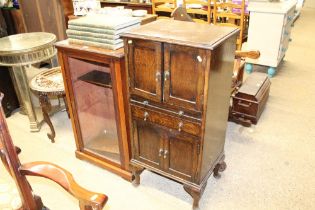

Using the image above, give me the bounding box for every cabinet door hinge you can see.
[197,143,201,155]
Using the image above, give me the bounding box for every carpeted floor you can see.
[1,4,315,210]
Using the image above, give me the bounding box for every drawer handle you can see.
[155,72,161,82]
[144,111,149,121]
[178,110,184,116]
[164,70,170,81]
[178,121,184,132]
[128,40,133,44]
[143,100,149,106]
[158,148,164,157]
[163,150,168,159]
[238,101,252,108]
[197,55,203,63]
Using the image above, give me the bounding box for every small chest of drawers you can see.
[245,1,297,77]
[122,20,239,208]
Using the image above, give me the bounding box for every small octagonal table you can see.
[0,32,57,131]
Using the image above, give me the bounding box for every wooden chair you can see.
[183,0,212,23]
[152,0,177,19]
[213,0,246,50]
[0,93,108,210]
[232,50,260,93]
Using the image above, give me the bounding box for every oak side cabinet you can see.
[122,20,239,208]
[55,40,132,181]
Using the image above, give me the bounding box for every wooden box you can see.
[231,72,271,125]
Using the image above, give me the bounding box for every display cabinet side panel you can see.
[199,35,237,181]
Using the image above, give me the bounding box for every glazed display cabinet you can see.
[55,40,132,180]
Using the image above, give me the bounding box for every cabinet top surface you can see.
[55,39,125,58]
[121,20,239,50]
[248,0,297,13]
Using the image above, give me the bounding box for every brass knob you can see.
[178,121,183,132]
[164,71,170,81]
[158,148,164,157]
[156,72,161,82]
[163,150,168,159]
[144,111,149,121]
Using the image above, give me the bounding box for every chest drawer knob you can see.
[163,150,168,159]
[128,40,133,44]
[158,148,164,157]
[178,121,184,132]
[144,111,149,121]
[143,100,149,106]
[178,110,184,116]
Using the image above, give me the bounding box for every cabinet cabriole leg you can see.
[184,182,207,209]
[213,155,227,179]
[131,166,144,186]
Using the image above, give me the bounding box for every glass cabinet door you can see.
[68,57,121,164]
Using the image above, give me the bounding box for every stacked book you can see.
[67,14,141,50]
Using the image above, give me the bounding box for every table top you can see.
[122,19,239,50]
[248,0,297,13]
[0,32,56,56]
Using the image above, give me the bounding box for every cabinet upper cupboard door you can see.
[127,39,163,102]
[163,44,208,112]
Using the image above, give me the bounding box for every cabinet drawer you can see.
[131,104,202,137]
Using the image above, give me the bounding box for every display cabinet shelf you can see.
[78,70,112,89]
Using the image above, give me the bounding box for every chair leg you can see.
[39,94,55,143]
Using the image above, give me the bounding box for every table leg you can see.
[11,66,41,131]
[39,94,55,143]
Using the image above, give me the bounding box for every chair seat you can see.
[29,67,64,95]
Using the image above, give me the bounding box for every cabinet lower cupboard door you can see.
[133,120,164,169]
[127,39,162,102]
[164,134,199,182]
[133,119,199,182]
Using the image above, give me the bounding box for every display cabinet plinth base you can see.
[75,151,133,182]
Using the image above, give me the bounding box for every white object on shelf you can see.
[132,10,148,17]
[245,0,297,73]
